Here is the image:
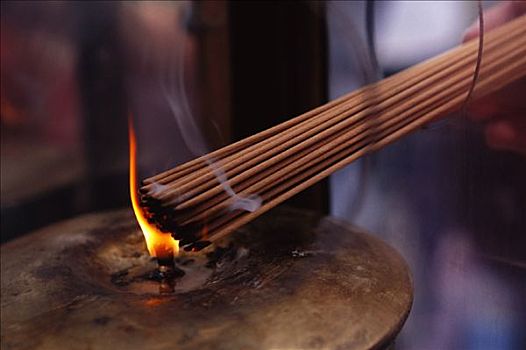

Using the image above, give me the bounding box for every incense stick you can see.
[140,15,526,250]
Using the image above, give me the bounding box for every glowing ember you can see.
[129,120,179,257]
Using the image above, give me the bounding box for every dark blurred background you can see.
[1,1,525,349]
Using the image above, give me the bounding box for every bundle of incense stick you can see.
[140,15,526,251]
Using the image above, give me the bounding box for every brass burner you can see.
[1,208,412,350]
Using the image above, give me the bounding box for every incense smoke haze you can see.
[155,2,262,213]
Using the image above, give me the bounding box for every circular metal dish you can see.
[1,208,412,350]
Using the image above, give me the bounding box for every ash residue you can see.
[204,243,248,269]
[105,208,320,298]
[151,265,185,282]
[109,258,186,289]
[291,249,319,258]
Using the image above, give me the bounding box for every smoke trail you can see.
[158,3,261,213]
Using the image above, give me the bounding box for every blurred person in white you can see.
[330,2,525,350]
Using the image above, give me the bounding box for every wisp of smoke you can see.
[157,2,261,214]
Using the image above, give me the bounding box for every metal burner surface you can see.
[1,208,412,350]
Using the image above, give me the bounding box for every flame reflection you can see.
[129,120,179,257]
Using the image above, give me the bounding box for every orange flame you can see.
[129,120,179,257]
